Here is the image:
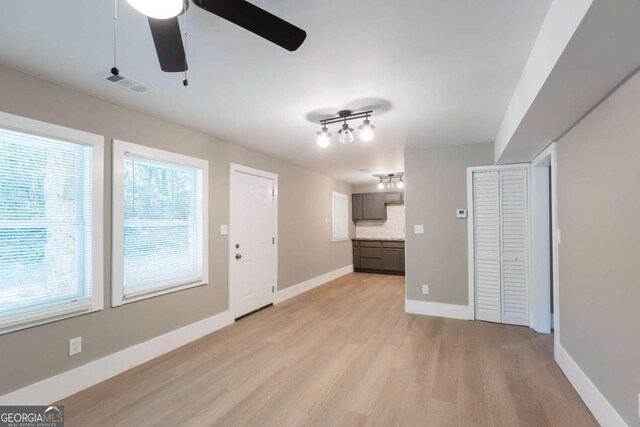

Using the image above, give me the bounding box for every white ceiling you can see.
[0,0,551,184]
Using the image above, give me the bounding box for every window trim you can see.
[0,111,104,335]
[111,139,209,307]
[331,191,350,242]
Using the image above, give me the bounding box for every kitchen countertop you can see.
[352,238,405,242]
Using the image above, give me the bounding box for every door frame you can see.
[466,163,532,323]
[228,163,278,317]
[531,143,559,339]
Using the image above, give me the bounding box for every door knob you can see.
[235,253,242,260]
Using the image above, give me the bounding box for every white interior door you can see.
[500,169,529,326]
[473,171,502,323]
[230,167,276,319]
[472,167,529,326]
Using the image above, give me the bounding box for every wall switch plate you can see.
[422,285,429,295]
[69,337,82,356]
[414,224,424,234]
[456,209,468,219]
[220,225,228,235]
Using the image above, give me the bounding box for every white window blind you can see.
[121,154,204,298]
[0,128,94,322]
[332,192,349,241]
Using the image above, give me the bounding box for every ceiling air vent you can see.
[104,74,151,93]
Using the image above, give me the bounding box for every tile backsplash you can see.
[355,205,406,240]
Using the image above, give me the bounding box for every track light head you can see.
[316,125,332,148]
[338,123,354,144]
[358,117,375,142]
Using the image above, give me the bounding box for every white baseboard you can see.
[0,310,234,406]
[275,264,353,304]
[555,344,628,427]
[405,299,470,320]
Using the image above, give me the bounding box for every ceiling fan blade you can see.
[192,0,306,51]
[148,17,187,72]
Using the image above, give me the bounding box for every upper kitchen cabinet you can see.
[363,193,387,220]
[352,192,403,221]
[352,193,364,221]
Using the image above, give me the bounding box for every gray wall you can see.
[556,69,640,425]
[0,65,353,396]
[404,143,494,304]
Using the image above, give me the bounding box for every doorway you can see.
[531,143,558,336]
[229,163,278,319]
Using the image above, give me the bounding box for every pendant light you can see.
[316,126,332,148]
[397,178,405,189]
[126,0,183,19]
[377,178,385,190]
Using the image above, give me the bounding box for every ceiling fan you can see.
[126,0,307,73]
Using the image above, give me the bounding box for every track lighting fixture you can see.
[316,126,332,148]
[316,110,375,148]
[373,173,404,190]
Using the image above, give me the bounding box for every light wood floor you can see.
[60,273,596,426]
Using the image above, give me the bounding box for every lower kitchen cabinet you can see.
[352,239,405,275]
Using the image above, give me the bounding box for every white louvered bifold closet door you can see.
[473,171,502,323]
[472,168,529,326]
[500,169,529,326]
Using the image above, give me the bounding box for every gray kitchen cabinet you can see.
[384,192,404,204]
[352,194,364,221]
[352,192,403,222]
[362,193,387,220]
[382,248,401,271]
[352,239,405,275]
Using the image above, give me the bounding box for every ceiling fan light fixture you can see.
[338,123,355,144]
[358,118,376,142]
[316,126,332,148]
[126,0,184,19]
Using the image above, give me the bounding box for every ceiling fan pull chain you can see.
[111,0,119,76]
[183,6,189,87]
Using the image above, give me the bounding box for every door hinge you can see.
[272,286,275,293]
[272,237,275,244]
[272,189,275,196]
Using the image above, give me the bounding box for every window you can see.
[112,140,208,306]
[0,112,104,334]
[332,192,349,242]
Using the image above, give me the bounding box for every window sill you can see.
[113,279,208,307]
[0,299,101,335]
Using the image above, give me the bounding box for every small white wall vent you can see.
[104,74,151,93]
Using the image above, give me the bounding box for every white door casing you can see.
[229,164,277,319]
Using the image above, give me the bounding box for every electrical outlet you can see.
[422,285,429,295]
[69,337,82,356]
